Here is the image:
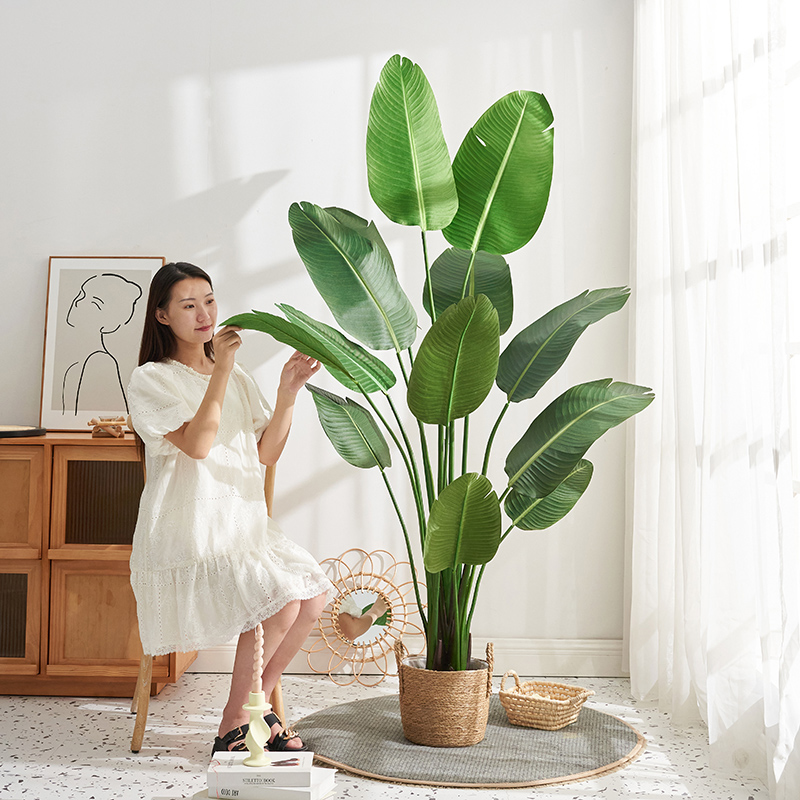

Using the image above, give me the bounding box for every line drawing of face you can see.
[60,272,144,415]
[66,273,142,334]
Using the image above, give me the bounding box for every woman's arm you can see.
[258,351,320,466]
[164,327,241,459]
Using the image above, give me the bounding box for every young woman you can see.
[127,262,333,755]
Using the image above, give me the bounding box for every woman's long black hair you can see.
[138,262,215,365]
[133,262,215,463]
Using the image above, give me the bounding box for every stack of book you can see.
[206,750,337,800]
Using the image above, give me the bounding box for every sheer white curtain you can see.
[628,0,800,796]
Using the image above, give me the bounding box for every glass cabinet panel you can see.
[50,445,143,551]
[0,572,27,658]
[65,460,143,545]
[0,561,40,674]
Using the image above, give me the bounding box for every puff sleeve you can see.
[127,362,197,457]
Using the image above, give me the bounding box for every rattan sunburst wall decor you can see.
[302,548,425,686]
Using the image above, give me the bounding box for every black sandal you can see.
[264,712,308,752]
[211,723,249,758]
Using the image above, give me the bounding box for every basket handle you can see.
[485,642,495,698]
[500,669,521,693]
[394,638,408,696]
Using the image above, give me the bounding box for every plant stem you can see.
[417,421,436,510]
[425,569,440,670]
[464,522,517,639]
[461,416,469,475]
[438,425,446,494]
[458,564,473,609]
[459,249,478,298]
[447,422,455,485]
[482,400,511,475]
[500,521,516,543]
[457,564,474,667]
[421,230,437,324]
[363,391,410,467]
[396,350,411,388]
[431,567,456,669]
[379,469,427,630]
[363,391,427,551]
[448,568,462,669]
[404,347,415,376]
[465,563,486,635]
[397,350,436,510]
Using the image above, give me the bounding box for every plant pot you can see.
[394,640,494,747]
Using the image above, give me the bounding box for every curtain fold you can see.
[628,0,800,796]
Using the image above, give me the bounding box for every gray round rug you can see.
[298,694,646,788]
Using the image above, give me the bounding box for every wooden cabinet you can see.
[0,432,195,696]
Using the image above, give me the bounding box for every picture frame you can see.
[40,256,165,431]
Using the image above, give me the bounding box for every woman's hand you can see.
[258,351,321,466]
[165,325,242,459]
[278,351,321,397]
[212,326,242,375]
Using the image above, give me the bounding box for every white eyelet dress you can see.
[127,359,334,657]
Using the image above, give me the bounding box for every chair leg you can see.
[269,677,285,728]
[131,654,153,753]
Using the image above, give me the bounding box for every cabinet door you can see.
[50,444,143,552]
[47,560,169,678]
[0,561,41,674]
[0,445,44,558]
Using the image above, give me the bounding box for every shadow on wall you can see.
[276,461,356,517]
[110,170,287,253]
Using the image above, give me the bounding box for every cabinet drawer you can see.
[47,560,168,678]
[0,446,45,557]
[0,561,41,674]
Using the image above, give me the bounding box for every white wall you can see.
[0,0,634,676]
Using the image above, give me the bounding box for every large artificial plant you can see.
[226,55,654,672]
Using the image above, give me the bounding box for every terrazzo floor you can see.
[0,674,766,800]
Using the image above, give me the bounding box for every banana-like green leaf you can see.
[422,248,513,334]
[407,294,500,424]
[288,202,417,351]
[505,460,593,530]
[222,311,344,369]
[326,206,396,271]
[505,380,654,498]
[424,473,501,573]
[497,287,630,403]
[366,54,457,230]
[307,384,391,470]
[277,304,396,394]
[443,91,554,255]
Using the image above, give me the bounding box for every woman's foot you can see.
[265,712,307,751]
[337,595,389,640]
[211,723,249,757]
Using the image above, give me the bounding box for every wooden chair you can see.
[130,464,285,752]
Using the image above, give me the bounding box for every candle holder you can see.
[242,692,272,766]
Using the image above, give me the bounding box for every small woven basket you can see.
[499,671,594,730]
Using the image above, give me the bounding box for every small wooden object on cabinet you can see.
[88,416,127,438]
[0,432,195,696]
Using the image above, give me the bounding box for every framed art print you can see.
[40,256,164,431]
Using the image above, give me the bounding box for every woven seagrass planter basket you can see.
[394,640,494,747]
[499,670,594,730]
